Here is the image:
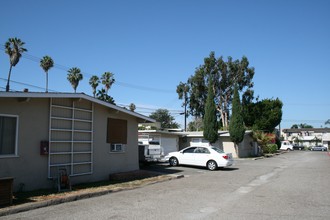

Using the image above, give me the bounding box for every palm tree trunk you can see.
[6,65,13,92]
[46,71,48,93]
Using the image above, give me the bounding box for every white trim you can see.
[0,114,19,158]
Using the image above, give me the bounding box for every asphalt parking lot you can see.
[2,150,330,220]
[140,160,239,177]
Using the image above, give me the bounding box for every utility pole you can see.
[184,96,187,132]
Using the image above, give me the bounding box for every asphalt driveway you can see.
[3,151,330,220]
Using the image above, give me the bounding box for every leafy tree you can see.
[67,67,83,93]
[40,56,54,92]
[149,109,179,129]
[229,86,245,149]
[89,75,100,97]
[96,88,115,104]
[4,37,28,92]
[129,103,136,112]
[299,123,313,128]
[291,124,299,129]
[203,79,218,143]
[101,72,115,94]
[243,98,282,132]
[188,117,204,131]
[177,51,254,129]
[290,123,313,129]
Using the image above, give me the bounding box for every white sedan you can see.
[165,146,234,171]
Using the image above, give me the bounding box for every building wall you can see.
[182,133,256,158]
[0,98,51,191]
[0,97,140,191]
[87,104,139,182]
[221,134,255,158]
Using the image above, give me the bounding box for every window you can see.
[194,147,210,154]
[0,115,18,157]
[107,118,127,152]
[183,147,196,153]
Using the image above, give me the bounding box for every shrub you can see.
[264,144,278,154]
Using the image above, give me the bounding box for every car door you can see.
[179,147,197,165]
[193,147,211,166]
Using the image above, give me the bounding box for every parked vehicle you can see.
[139,140,164,162]
[165,146,234,171]
[293,144,304,150]
[310,145,328,151]
[138,134,165,162]
[280,141,293,151]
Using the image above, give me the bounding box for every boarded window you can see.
[107,118,127,144]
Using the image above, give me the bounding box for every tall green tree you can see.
[229,86,246,152]
[40,56,54,92]
[4,37,28,92]
[177,51,255,129]
[203,79,218,144]
[89,75,100,97]
[149,109,179,129]
[101,72,115,94]
[243,98,282,132]
[67,67,83,93]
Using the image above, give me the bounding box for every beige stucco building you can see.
[138,129,257,159]
[0,92,154,191]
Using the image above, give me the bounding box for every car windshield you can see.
[211,147,224,153]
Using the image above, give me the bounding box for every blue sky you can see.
[0,0,329,129]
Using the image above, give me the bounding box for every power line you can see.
[0,77,58,92]
[0,47,174,93]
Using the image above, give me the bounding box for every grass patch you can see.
[8,170,167,207]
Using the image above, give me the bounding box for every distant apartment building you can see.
[281,128,330,148]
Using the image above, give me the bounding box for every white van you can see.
[280,141,293,151]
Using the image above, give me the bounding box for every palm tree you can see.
[67,67,83,93]
[129,103,136,112]
[40,56,54,92]
[96,88,115,104]
[4,37,28,92]
[89,75,100,97]
[100,72,115,93]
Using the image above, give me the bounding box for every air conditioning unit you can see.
[111,144,123,152]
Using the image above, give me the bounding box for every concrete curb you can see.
[0,174,184,217]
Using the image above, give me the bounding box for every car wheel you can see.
[287,148,291,151]
[207,160,218,171]
[169,157,178,166]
